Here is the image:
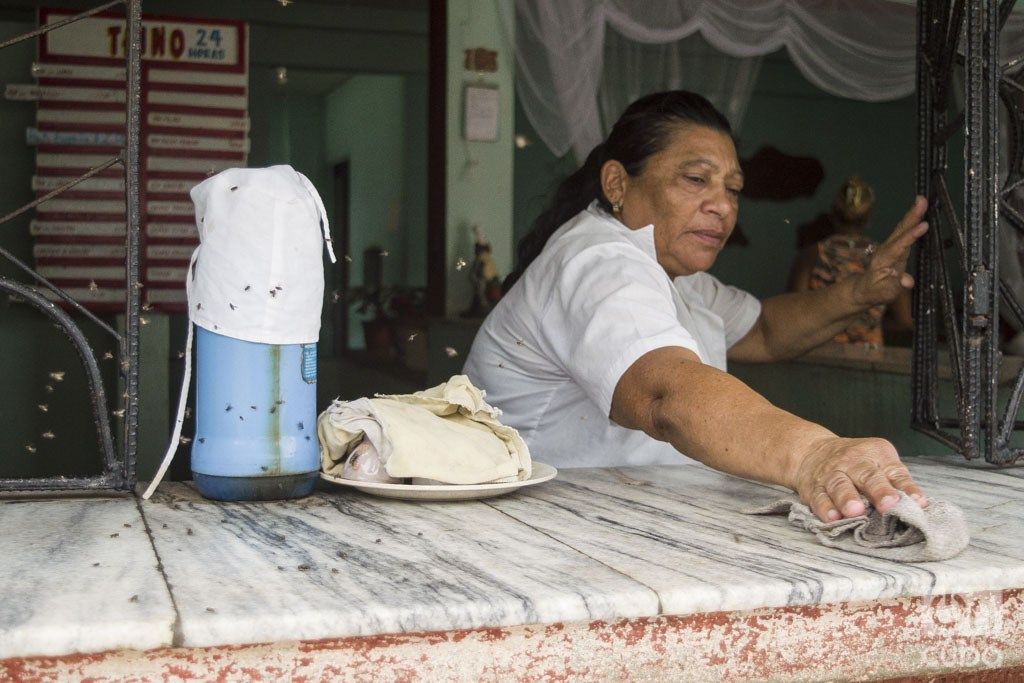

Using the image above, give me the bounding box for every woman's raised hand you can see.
[850,195,929,308]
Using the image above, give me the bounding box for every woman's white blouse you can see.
[463,202,762,468]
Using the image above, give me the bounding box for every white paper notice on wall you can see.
[464,85,499,142]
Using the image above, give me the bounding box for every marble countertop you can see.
[2,456,1024,660]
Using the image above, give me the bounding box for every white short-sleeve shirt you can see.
[463,202,762,468]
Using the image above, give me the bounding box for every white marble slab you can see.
[6,457,1024,660]
[487,458,1024,617]
[0,496,175,659]
[142,483,658,648]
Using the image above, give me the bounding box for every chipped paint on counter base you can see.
[4,589,1022,682]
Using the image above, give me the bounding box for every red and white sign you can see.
[17,8,249,312]
[42,15,244,67]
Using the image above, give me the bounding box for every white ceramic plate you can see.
[320,462,557,501]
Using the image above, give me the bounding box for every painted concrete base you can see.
[5,589,1021,682]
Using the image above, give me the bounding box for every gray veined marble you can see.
[4,456,1024,660]
[487,457,1024,617]
[0,497,175,659]
[142,483,658,648]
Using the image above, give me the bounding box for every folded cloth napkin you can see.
[318,375,532,485]
[745,492,969,562]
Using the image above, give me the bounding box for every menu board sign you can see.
[11,8,249,312]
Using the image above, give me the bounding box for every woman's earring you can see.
[612,201,622,214]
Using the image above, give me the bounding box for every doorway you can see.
[331,159,351,357]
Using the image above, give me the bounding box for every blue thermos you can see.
[190,327,320,501]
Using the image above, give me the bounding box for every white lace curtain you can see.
[502,0,1024,162]
[600,28,763,138]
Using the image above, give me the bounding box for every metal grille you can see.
[914,0,1024,464]
[0,1,141,491]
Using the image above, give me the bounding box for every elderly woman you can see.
[464,90,929,523]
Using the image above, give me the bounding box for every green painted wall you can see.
[325,75,406,347]
[512,95,578,252]
[445,0,515,316]
[325,75,405,236]
[249,68,330,190]
[402,76,429,291]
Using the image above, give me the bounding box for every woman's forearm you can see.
[731,277,866,362]
[765,276,865,356]
[611,346,832,488]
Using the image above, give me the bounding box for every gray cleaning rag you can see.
[745,492,970,562]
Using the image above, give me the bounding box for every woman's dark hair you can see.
[503,90,734,293]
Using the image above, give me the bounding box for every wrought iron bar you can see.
[0,475,124,492]
[0,242,119,340]
[1002,92,1023,196]
[913,0,941,431]
[929,212,970,440]
[1005,175,1024,196]
[961,0,987,461]
[936,109,967,146]
[1000,280,1024,328]
[1004,78,1024,96]
[937,0,966,109]
[935,173,968,270]
[982,0,1001,462]
[1004,201,1024,230]
[939,417,1024,429]
[0,155,125,340]
[0,1,122,51]
[122,0,142,489]
[997,365,1024,446]
[997,0,1016,31]
[0,158,121,227]
[913,422,964,452]
[0,278,118,486]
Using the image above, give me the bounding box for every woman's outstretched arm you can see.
[611,345,928,522]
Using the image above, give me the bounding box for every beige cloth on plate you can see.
[318,375,532,485]
[745,492,969,562]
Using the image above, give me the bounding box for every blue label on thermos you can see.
[301,344,317,384]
